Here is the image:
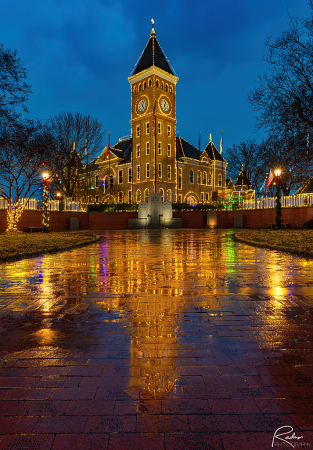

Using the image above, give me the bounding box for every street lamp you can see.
[42,172,50,233]
[274,169,282,230]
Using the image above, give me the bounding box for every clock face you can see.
[160,98,170,113]
[138,99,147,113]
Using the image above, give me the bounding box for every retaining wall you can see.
[0,207,312,233]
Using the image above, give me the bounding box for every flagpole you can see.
[108,132,111,201]
[131,139,134,203]
[176,132,179,203]
[221,130,223,193]
[199,131,201,203]
[85,132,88,207]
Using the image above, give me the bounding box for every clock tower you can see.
[128,20,179,202]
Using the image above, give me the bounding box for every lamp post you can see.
[42,172,50,233]
[274,169,282,230]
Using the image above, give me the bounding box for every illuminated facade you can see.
[89,23,227,205]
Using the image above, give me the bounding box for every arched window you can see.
[218,174,222,187]
[156,80,159,87]
[169,86,172,93]
[190,170,194,184]
[134,86,137,93]
[159,188,164,202]
[197,171,201,184]
[143,81,146,89]
[139,84,142,91]
[160,81,163,89]
[165,84,168,91]
[144,189,149,202]
[149,79,152,87]
[118,192,123,203]
[167,189,172,201]
[136,190,141,202]
[203,172,207,184]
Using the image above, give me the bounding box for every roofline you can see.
[128,65,178,85]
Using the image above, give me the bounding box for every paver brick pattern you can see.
[0,229,312,449]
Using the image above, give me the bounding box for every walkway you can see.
[0,229,312,449]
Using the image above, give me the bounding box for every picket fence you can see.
[242,194,313,210]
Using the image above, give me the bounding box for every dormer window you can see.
[202,157,207,162]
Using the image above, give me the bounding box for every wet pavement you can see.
[0,228,312,450]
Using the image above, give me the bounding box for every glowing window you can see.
[190,169,194,183]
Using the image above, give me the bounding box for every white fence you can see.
[65,201,80,211]
[242,194,313,210]
[0,198,61,211]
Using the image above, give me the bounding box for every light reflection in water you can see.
[0,229,313,397]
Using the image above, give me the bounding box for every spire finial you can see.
[210,133,212,142]
[151,18,155,35]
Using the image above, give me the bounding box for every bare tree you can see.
[48,111,106,200]
[248,4,313,153]
[223,139,265,196]
[0,44,31,125]
[0,120,56,231]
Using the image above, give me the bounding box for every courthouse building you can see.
[88,23,227,205]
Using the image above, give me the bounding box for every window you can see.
[167,189,172,201]
[160,188,164,202]
[197,171,201,184]
[128,190,132,203]
[146,163,150,178]
[160,81,163,89]
[118,192,123,203]
[144,81,146,89]
[158,122,161,134]
[118,170,123,184]
[146,142,150,155]
[146,122,150,134]
[203,172,207,184]
[203,157,207,162]
[218,174,222,187]
[167,125,171,137]
[167,144,171,157]
[136,125,140,138]
[137,165,140,180]
[134,86,137,93]
[178,194,182,203]
[158,163,162,178]
[190,169,194,183]
[144,189,149,202]
[139,84,142,91]
[169,86,172,93]
[136,190,141,202]
[165,84,168,91]
[156,80,159,87]
[149,79,152,87]
[128,168,132,182]
[205,193,209,201]
[136,144,140,157]
[178,168,182,189]
[95,195,99,203]
[208,172,212,185]
[201,192,204,202]
[158,142,162,155]
[167,165,171,180]
[95,175,99,187]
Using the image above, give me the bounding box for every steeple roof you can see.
[131,25,174,76]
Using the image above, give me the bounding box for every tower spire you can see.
[151,18,155,36]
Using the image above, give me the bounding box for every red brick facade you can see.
[0,208,312,233]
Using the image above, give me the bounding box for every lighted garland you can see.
[221,193,234,209]
[42,180,50,232]
[6,199,27,232]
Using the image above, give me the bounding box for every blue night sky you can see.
[1,0,311,151]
